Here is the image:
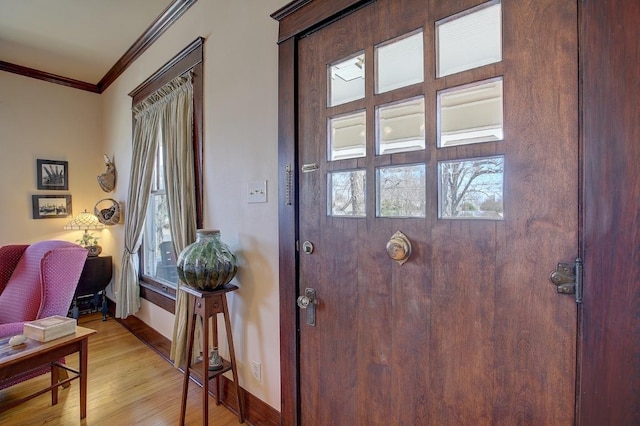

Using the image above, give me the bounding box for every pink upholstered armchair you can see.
[0,240,88,337]
[0,240,87,389]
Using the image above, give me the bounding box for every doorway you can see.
[275,0,579,423]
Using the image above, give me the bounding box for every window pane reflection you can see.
[438,77,503,147]
[438,156,504,219]
[377,96,425,155]
[328,52,365,107]
[328,110,366,161]
[436,1,502,77]
[377,164,426,218]
[328,169,366,217]
[376,30,424,94]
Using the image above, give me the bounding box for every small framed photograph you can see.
[32,195,72,219]
[37,159,68,190]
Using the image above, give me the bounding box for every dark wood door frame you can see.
[272,3,371,424]
[273,1,640,424]
[579,0,640,424]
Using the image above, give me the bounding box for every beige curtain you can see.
[115,100,160,318]
[116,74,195,323]
[160,74,201,368]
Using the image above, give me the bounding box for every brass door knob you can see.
[297,287,317,326]
[386,231,412,265]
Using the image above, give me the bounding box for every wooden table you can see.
[0,326,96,418]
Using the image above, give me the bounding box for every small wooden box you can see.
[23,315,77,342]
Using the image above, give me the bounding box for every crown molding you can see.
[98,0,197,93]
[0,0,197,94]
[0,60,99,93]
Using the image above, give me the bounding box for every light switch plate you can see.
[247,180,267,203]
[251,360,262,382]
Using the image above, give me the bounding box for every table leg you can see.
[202,313,209,426]
[212,311,220,406]
[222,295,244,423]
[79,338,89,419]
[180,298,197,426]
[51,362,59,406]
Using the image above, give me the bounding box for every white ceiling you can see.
[0,0,174,84]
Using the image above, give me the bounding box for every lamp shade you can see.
[64,210,106,231]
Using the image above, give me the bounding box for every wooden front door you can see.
[295,0,578,424]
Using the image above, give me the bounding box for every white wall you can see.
[101,0,287,411]
[0,72,104,246]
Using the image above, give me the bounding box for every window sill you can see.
[139,280,176,314]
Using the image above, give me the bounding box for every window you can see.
[142,142,179,287]
[129,38,204,312]
[436,0,502,77]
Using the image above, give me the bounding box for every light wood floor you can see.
[0,314,242,425]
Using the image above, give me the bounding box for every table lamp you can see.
[64,209,106,256]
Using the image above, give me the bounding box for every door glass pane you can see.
[438,156,504,219]
[376,30,424,94]
[438,77,503,147]
[436,1,502,77]
[328,110,366,161]
[377,164,426,218]
[328,52,365,107]
[376,96,425,155]
[328,169,366,217]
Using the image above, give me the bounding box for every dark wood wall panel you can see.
[580,0,640,424]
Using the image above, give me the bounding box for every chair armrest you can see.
[0,322,26,339]
[0,245,28,295]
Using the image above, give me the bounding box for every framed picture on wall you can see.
[37,159,68,190]
[32,194,72,219]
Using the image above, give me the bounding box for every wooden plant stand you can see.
[179,284,244,425]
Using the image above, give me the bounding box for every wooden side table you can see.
[179,284,244,425]
[0,326,96,419]
[72,255,113,320]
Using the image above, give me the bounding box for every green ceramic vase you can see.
[176,229,238,290]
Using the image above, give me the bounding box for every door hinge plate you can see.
[550,258,583,303]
